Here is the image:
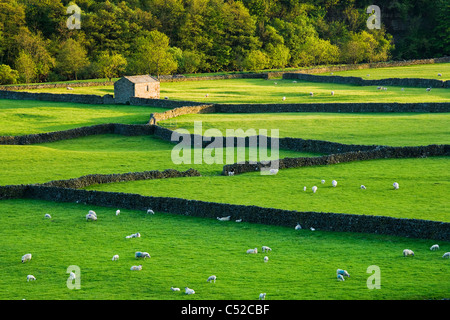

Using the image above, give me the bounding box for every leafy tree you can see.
[94,52,127,81]
[55,38,89,80]
[241,50,270,71]
[15,51,36,83]
[0,64,19,84]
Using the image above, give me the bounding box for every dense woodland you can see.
[0,0,448,84]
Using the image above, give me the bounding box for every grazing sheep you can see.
[126,232,141,239]
[116,210,120,216]
[332,180,337,187]
[164,96,169,100]
[303,186,306,191]
[69,272,76,281]
[259,293,266,300]
[246,248,258,254]
[401,88,404,91]
[337,274,345,281]
[403,249,414,257]
[207,275,217,283]
[438,73,442,77]
[22,253,32,263]
[337,269,350,278]
[262,246,272,252]
[321,180,325,184]
[383,87,387,91]
[309,92,313,96]
[44,213,51,219]
[274,82,277,85]
[442,252,450,259]
[66,87,73,90]
[264,256,269,262]
[235,219,242,223]
[331,91,334,96]
[293,81,297,83]
[147,209,154,214]
[135,251,151,259]
[130,265,142,271]
[312,186,318,193]
[185,287,195,295]
[27,275,36,282]
[310,227,315,231]
[361,185,366,189]
[88,210,96,216]
[430,244,440,251]
[295,223,302,230]
[377,86,382,90]
[426,87,432,92]
[393,182,399,190]
[205,94,209,97]
[171,287,180,291]
[86,213,97,221]
[269,168,278,175]
[112,255,119,261]
[217,216,231,221]
[282,97,286,101]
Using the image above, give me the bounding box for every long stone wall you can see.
[0,89,113,104]
[0,184,447,241]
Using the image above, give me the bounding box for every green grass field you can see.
[23,78,450,104]
[317,63,450,80]
[1,64,449,300]
[1,199,448,300]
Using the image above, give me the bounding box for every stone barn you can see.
[114,75,160,104]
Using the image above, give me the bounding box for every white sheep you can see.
[246,248,258,254]
[309,92,314,96]
[88,210,96,216]
[264,256,269,263]
[426,87,432,92]
[69,272,76,281]
[259,293,266,300]
[303,186,306,191]
[112,254,119,261]
[207,275,217,283]
[235,219,242,223]
[130,265,142,271]
[332,180,337,187]
[321,180,325,184]
[116,210,120,216]
[337,274,345,281]
[147,209,154,214]
[331,91,334,96]
[262,246,272,252]
[430,244,440,251]
[269,168,278,175]
[361,185,366,189]
[282,97,286,101]
[44,213,51,219]
[135,251,151,259]
[27,275,36,282]
[295,223,302,230]
[66,86,73,90]
[22,253,32,263]
[312,186,318,193]
[274,82,277,85]
[438,73,442,77]
[164,96,169,100]
[442,252,450,259]
[293,81,297,83]
[126,232,141,239]
[310,227,315,231]
[205,94,209,97]
[185,287,195,295]
[403,249,414,257]
[337,269,350,278]
[393,182,399,190]
[217,216,231,221]
[171,287,180,291]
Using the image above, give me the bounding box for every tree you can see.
[129,30,178,77]
[265,43,290,69]
[15,51,36,83]
[56,38,89,80]
[95,52,127,81]
[0,64,19,84]
[241,50,269,71]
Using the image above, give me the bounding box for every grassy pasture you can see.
[1,199,448,300]
[22,78,450,104]
[159,112,450,147]
[85,156,450,222]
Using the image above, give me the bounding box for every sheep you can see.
[147,209,154,214]
[274,82,277,85]
[309,92,314,96]
[310,227,316,231]
[331,91,334,96]
[27,275,36,282]
[246,248,258,254]
[292,81,297,83]
[337,269,350,278]
[44,213,51,219]
[205,94,209,97]
[403,249,414,257]
[207,275,217,283]
[377,86,382,90]
[262,246,272,252]
[337,274,345,281]
[259,293,266,300]
[321,180,325,184]
[135,251,151,259]
[430,244,440,251]
[126,232,141,239]
[22,253,32,263]
[88,210,96,216]
[312,186,318,193]
[264,256,269,263]
[282,97,286,101]
[393,182,399,190]
[269,168,278,175]
[86,213,97,221]
[442,252,450,259]
[185,287,195,295]
[361,185,366,189]
[438,73,442,77]
[235,219,242,223]
[303,186,306,191]
[130,265,142,271]
[164,96,169,100]
[112,255,119,261]
[332,180,337,187]
[217,216,231,221]
[66,86,73,90]
[69,272,76,281]
[171,287,180,291]
[426,87,432,92]
[115,210,120,216]
[295,223,302,230]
